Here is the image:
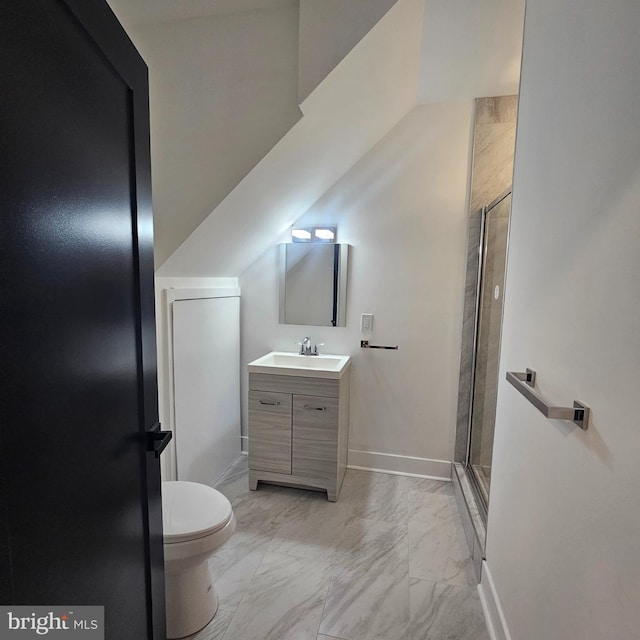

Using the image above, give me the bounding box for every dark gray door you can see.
[0,1,167,637]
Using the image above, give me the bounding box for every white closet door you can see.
[173,296,240,485]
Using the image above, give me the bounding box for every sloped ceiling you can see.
[120,3,302,267]
[157,0,425,276]
[107,0,524,278]
[298,0,398,103]
[107,0,295,25]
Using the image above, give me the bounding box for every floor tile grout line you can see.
[315,496,353,639]
[315,565,340,640]
[317,516,412,640]
[216,540,273,640]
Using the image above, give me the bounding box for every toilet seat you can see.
[162,481,233,544]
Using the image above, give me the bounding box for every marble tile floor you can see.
[184,456,489,640]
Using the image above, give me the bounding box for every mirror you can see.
[279,243,349,327]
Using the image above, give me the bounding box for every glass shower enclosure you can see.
[466,189,511,507]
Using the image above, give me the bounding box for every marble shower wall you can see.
[454,95,518,462]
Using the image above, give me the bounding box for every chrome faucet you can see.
[299,336,313,355]
[299,337,324,355]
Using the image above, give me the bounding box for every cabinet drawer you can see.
[250,373,339,398]
[248,391,292,474]
[249,390,291,416]
[292,395,338,480]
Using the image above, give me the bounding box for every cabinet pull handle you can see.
[304,405,327,411]
[259,400,281,406]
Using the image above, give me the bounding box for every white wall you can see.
[483,1,640,638]
[240,102,473,476]
[129,4,301,266]
[418,0,525,104]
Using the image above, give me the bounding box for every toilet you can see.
[162,480,236,639]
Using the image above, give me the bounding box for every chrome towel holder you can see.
[360,340,398,350]
[506,369,590,430]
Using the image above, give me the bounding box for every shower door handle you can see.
[506,370,590,430]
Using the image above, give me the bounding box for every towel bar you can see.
[506,369,590,430]
[360,340,398,350]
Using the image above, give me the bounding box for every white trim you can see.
[478,561,511,640]
[241,435,249,453]
[163,287,241,481]
[347,449,451,480]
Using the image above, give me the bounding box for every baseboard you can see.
[241,435,248,453]
[239,441,451,480]
[347,449,451,480]
[478,561,511,640]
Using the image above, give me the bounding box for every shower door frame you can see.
[465,187,512,514]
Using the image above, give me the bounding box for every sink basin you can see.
[247,351,351,379]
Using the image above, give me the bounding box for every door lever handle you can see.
[147,422,172,458]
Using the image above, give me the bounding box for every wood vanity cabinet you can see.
[248,370,350,501]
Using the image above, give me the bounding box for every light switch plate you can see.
[361,313,373,332]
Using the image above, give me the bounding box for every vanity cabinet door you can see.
[292,395,339,481]
[248,391,292,474]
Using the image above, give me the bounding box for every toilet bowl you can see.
[162,480,236,639]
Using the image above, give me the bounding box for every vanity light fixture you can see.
[314,228,335,241]
[291,226,337,243]
[291,228,312,241]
